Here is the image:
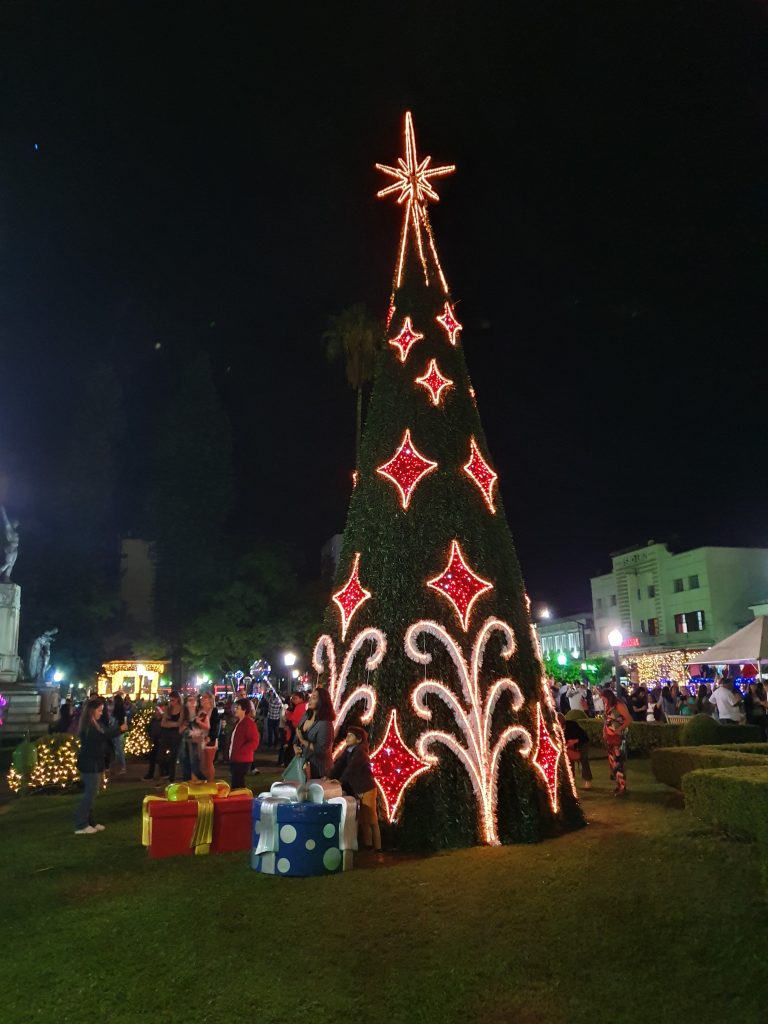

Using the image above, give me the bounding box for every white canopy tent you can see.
[687,616,768,671]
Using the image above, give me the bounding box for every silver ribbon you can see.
[328,795,358,853]
[254,796,291,856]
[305,780,343,804]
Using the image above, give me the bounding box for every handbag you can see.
[281,754,307,783]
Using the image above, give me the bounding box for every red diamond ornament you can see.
[532,704,561,812]
[376,429,438,510]
[463,437,498,513]
[370,709,432,822]
[332,552,371,640]
[415,358,454,407]
[388,316,424,364]
[436,301,462,345]
[426,540,493,631]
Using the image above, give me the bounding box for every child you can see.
[330,725,381,852]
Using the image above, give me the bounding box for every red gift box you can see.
[142,783,253,859]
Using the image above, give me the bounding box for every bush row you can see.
[651,745,768,790]
[577,719,681,753]
[576,714,761,755]
[682,766,768,842]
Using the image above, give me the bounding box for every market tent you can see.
[687,616,768,668]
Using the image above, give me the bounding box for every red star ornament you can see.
[332,552,372,640]
[370,709,432,822]
[388,316,424,364]
[426,540,493,631]
[376,429,438,510]
[436,301,462,345]
[463,437,498,513]
[415,358,454,407]
[532,704,561,812]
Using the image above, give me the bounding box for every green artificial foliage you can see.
[316,151,584,851]
[651,745,768,790]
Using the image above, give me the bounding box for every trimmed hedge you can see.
[565,709,587,721]
[651,745,768,790]
[679,714,760,747]
[683,766,768,841]
[579,719,681,753]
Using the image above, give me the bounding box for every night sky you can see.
[2,2,765,614]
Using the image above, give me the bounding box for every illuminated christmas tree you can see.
[314,113,583,851]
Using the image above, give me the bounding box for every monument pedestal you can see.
[0,582,21,683]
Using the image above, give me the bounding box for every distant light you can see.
[283,652,296,667]
[291,669,300,679]
[571,649,580,659]
[53,670,64,683]
[557,653,567,666]
[580,663,588,671]
[137,664,146,675]
[540,607,552,620]
[608,629,624,649]
[33,143,39,151]
[154,342,162,350]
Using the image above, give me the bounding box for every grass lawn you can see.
[1,757,767,1024]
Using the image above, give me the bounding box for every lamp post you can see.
[607,629,624,698]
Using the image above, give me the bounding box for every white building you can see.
[591,541,768,652]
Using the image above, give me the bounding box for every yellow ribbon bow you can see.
[142,780,252,855]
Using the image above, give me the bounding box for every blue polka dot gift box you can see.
[251,781,358,877]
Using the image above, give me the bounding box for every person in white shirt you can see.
[566,683,587,713]
[592,687,605,714]
[710,680,743,723]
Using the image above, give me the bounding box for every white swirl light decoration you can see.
[312,628,384,728]
[405,617,532,846]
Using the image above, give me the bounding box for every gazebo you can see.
[99,660,167,698]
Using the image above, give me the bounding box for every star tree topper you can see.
[376,111,455,292]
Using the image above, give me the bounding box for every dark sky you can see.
[1,1,766,614]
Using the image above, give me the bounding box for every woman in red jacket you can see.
[228,698,259,788]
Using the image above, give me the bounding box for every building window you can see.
[596,597,603,610]
[610,594,617,607]
[647,618,659,636]
[689,575,700,589]
[637,588,641,600]
[673,578,684,593]
[648,585,656,598]
[640,620,646,633]
[674,610,706,634]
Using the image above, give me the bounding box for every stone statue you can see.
[28,628,58,683]
[0,507,19,582]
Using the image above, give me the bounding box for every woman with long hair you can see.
[695,683,712,716]
[74,698,127,834]
[295,687,336,779]
[199,691,220,782]
[601,688,632,797]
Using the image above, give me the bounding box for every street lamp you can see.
[607,629,624,697]
[540,607,552,620]
[283,652,296,668]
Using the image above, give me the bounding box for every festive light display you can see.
[427,540,494,631]
[332,553,372,641]
[385,304,396,330]
[436,301,462,345]
[406,617,533,844]
[532,704,561,812]
[352,470,358,488]
[124,706,155,757]
[376,429,438,510]
[312,626,384,729]
[415,358,454,407]
[376,111,454,292]
[629,649,707,686]
[463,437,498,513]
[369,708,433,823]
[388,316,424,364]
[7,734,81,793]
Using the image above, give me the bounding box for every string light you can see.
[386,304,396,330]
[532,704,561,812]
[376,111,454,293]
[376,429,438,510]
[7,734,80,793]
[124,707,154,756]
[427,540,493,631]
[369,708,433,823]
[463,437,498,513]
[312,626,384,727]
[628,649,707,686]
[415,358,454,407]
[388,316,424,364]
[436,301,462,345]
[405,617,532,844]
[332,553,372,641]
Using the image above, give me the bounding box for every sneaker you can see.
[74,826,97,835]
[92,824,106,832]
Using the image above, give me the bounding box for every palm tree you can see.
[322,303,381,466]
